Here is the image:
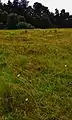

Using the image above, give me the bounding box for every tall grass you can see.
[0,29,72,120]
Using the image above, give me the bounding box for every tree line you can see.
[0,0,72,29]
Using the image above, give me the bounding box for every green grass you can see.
[0,29,72,120]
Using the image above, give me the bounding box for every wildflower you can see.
[25,98,28,102]
[65,65,67,67]
[17,74,20,77]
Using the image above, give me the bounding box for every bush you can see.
[18,15,25,22]
[27,23,35,29]
[2,11,8,24]
[0,9,2,22]
[7,13,18,29]
[0,22,4,29]
[17,22,35,29]
[17,22,28,29]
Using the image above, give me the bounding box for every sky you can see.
[1,0,72,14]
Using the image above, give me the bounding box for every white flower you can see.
[25,98,28,102]
[65,65,67,67]
[17,74,20,77]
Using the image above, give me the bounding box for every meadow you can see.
[0,29,72,120]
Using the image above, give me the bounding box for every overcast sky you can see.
[2,0,72,14]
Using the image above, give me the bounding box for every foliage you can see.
[0,0,72,28]
[7,13,18,29]
[17,22,35,29]
[0,22,4,29]
[18,15,25,22]
[2,11,8,24]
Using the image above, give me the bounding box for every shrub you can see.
[18,15,25,22]
[7,13,18,29]
[2,11,8,24]
[0,9,2,22]
[27,23,35,29]
[17,22,35,29]
[17,22,28,29]
[0,22,4,29]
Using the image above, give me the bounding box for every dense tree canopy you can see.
[0,0,72,29]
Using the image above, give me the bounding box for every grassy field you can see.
[0,29,72,120]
